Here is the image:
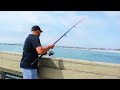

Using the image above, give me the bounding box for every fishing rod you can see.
[31,17,85,66]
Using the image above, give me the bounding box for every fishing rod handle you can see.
[31,54,44,65]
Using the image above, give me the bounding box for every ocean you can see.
[0,44,120,64]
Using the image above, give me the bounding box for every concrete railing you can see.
[0,51,120,79]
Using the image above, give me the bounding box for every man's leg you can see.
[21,68,38,79]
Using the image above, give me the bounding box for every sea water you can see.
[0,44,120,64]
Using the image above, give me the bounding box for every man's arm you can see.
[36,44,54,55]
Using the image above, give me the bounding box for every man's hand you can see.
[36,45,54,55]
[48,44,55,49]
[43,52,47,55]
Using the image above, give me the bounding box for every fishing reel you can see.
[48,50,54,56]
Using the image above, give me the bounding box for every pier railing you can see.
[0,51,120,79]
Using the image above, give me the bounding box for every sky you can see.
[0,11,120,49]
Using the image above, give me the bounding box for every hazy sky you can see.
[0,11,120,49]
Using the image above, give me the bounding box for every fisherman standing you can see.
[20,25,54,79]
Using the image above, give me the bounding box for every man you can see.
[20,25,54,79]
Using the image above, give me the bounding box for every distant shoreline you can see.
[63,47,120,53]
[0,43,120,53]
[0,43,23,46]
[56,46,120,53]
[90,49,120,53]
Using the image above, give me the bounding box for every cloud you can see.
[0,11,107,45]
[0,11,86,33]
[101,11,120,17]
[0,36,24,44]
[0,11,120,48]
